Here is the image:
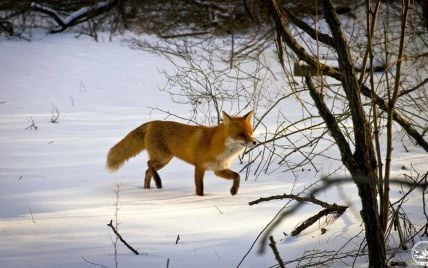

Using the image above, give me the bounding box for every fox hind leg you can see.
[144,168,152,189]
[144,158,172,189]
[144,162,161,189]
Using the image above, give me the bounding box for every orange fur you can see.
[106,111,256,196]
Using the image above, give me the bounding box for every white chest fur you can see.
[206,137,245,171]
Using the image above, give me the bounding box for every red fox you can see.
[106,111,256,196]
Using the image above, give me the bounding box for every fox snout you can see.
[246,139,257,148]
[236,137,256,148]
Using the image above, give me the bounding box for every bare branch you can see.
[358,0,381,84]
[249,192,343,209]
[269,236,285,268]
[267,0,342,79]
[107,220,139,255]
[25,117,38,130]
[81,257,108,268]
[250,190,348,237]
[257,175,427,253]
[31,0,118,33]
[290,206,346,236]
[282,6,336,48]
[398,78,428,98]
[360,84,428,152]
[305,76,354,169]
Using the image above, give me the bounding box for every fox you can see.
[106,111,256,196]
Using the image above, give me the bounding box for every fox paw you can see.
[196,190,204,196]
[230,186,239,195]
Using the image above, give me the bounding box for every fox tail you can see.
[106,124,146,171]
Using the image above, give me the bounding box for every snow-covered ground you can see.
[0,33,426,268]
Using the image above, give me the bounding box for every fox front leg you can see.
[214,169,240,195]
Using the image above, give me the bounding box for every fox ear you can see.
[243,111,253,122]
[222,111,232,126]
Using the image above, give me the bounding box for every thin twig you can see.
[25,117,38,130]
[269,236,285,268]
[112,185,120,267]
[81,257,108,268]
[29,207,35,223]
[398,78,428,97]
[383,0,410,231]
[107,220,139,255]
[236,202,292,268]
[214,205,224,215]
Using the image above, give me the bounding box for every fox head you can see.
[223,111,257,149]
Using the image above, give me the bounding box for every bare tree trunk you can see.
[320,1,386,266]
[266,0,387,266]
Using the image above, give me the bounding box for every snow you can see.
[0,33,426,268]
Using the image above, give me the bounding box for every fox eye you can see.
[236,133,246,139]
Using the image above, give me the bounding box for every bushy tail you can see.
[106,124,147,172]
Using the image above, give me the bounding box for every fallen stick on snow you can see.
[269,236,285,268]
[107,220,139,255]
[249,193,347,236]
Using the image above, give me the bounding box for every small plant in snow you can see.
[25,117,38,130]
[50,104,60,123]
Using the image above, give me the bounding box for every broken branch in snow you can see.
[291,206,346,236]
[81,257,108,268]
[250,192,347,236]
[250,192,341,209]
[107,219,139,255]
[269,236,285,268]
[255,175,428,253]
[31,0,117,33]
[25,117,38,130]
[214,205,224,215]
